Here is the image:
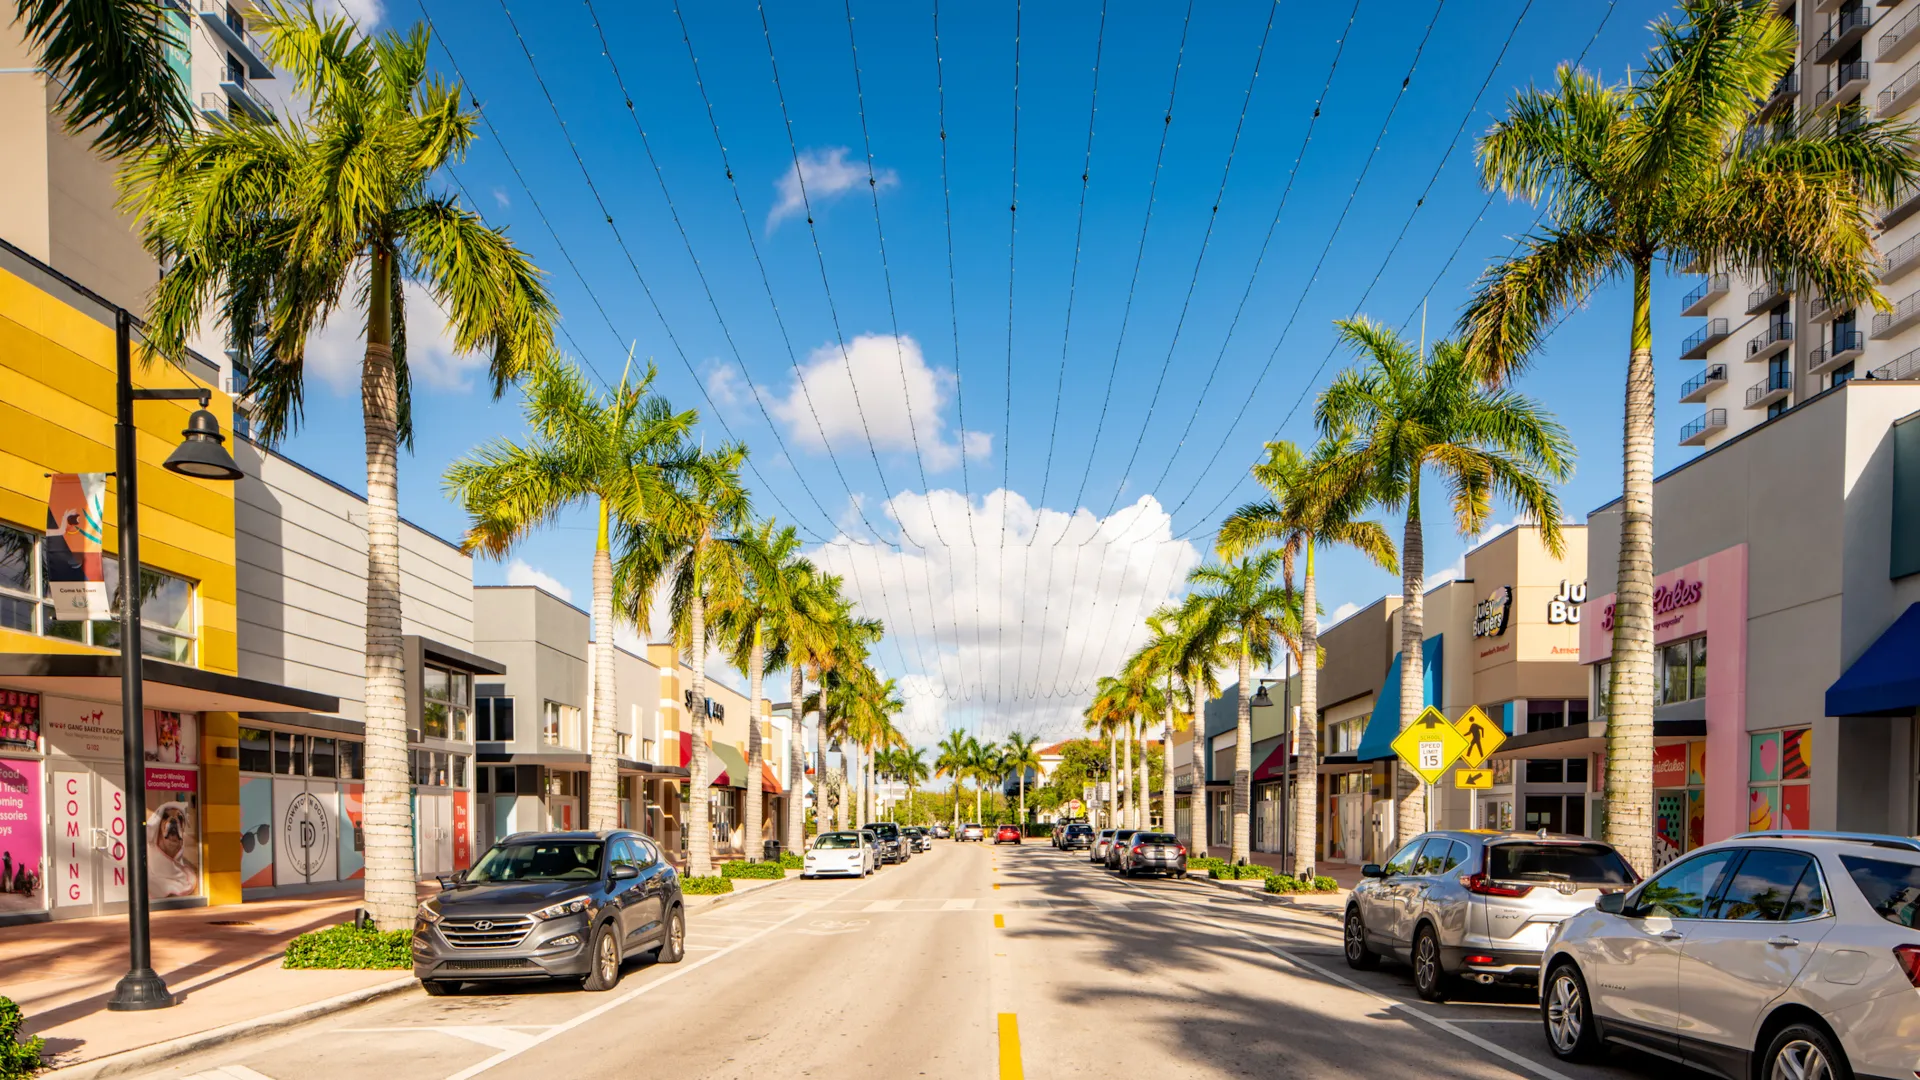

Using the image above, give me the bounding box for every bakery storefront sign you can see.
[1473,586,1513,638]
[1599,578,1704,631]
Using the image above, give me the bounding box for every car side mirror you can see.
[1361,863,1385,879]
[610,864,640,881]
[1595,891,1626,915]
[437,871,463,890]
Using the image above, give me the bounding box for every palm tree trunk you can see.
[1397,483,1426,848]
[360,248,414,931]
[1161,676,1176,847]
[1106,736,1118,830]
[745,622,764,864]
[839,756,851,831]
[1189,687,1209,858]
[1606,260,1658,875]
[588,500,619,832]
[1232,640,1253,864]
[687,554,713,877]
[1137,716,1149,830]
[816,690,831,832]
[1292,541,1320,879]
[789,666,806,851]
[1121,722,1134,828]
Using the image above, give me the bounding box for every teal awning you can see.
[1355,634,1444,762]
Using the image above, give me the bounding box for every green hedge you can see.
[0,997,44,1079]
[681,875,734,895]
[777,850,804,869]
[282,923,411,970]
[1264,874,1339,894]
[720,860,784,880]
[1187,856,1228,873]
[1209,864,1270,880]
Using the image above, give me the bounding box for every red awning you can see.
[1251,740,1294,782]
[761,761,782,795]
[679,733,691,768]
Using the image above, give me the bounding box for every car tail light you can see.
[1464,954,1495,965]
[1895,945,1920,988]
[1461,873,1534,898]
[1175,845,1187,855]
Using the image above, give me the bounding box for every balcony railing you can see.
[1814,4,1875,63]
[1809,294,1841,322]
[1681,274,1730,316]
[1681,317,1731,359]
[1809,330,1867,374]
[1747,322,1794,360]
[1884,177,1920,226]
[1818,61,1872,108]
[219,77,275,123]
[1874,345,1920,380]
[1745,370,1793,409]
[1884,231,1920,282]
[197,89,225,121]
[1883,2,1920,64]
[1747,279,1791,313]
[1764,68,1799,112]
[1680,409,1729,446]
[1880,57,1920,115]
[1680,364,1728,403]
[196,0,272,80]
[1873,287,1920,337]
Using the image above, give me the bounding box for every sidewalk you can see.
[1192,847,1363,916]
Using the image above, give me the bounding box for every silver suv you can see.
[1345,829,1636,1001]
[1540,831,1920,1080]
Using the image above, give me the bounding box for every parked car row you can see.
[804,821,923,878]
[1343,828,1920,1080]
[1076,827,1188,878]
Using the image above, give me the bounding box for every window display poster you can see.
[0,691,40,752]
[338,784,364,880]
[0,760,43,914]
[143,710,197,766]
[45,697,121,759]
[1780,783,1809,830]
[1750,732,1781,784]
[53,770,92,907]
[452,790,470,871]
[145,768,199,899]
[1781,728,1811,781]
[240,777,273,888]
[1653,744,1689,788]
[1749,785,1777,832]
[273,779,337,886]
[1654,793,1686,870]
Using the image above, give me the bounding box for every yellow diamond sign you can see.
[1455,768,1493,790]
[1453,705,1506,769]
[1391,706,1468,785]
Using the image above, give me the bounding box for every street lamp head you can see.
[162,409,243,481]
[1250,683,1273,709]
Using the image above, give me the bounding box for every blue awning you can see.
[1355,634,1444,762]
[1826,602,1920,717]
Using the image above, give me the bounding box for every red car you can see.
[993,825,1022,845]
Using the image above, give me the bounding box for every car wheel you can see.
[1542,961,1602,1062]
[1412,925,1447,1002]
[581,922,621,992]
[1344,906,1380,970]
[655,905,686,965]
[420,979,454,997]
[1761,1023,1848,1080]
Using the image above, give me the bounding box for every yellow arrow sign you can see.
[1391,706,1468,785]
[1454,705,1506,769]
[1455,768,1493,790]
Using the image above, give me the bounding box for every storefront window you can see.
[340,739,363,780]
[24,539,196,662]
[1658,636,1708,705]
[1749,729,1811,831]
[239,726,270,772]
[422,664,471,741]
[273,731,306,775]
[0,522,45,633]
[310,737,337,778]
[476,695,515,741]
[1593,662,1611,721]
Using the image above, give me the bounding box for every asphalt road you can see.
[152,841,1687,1080]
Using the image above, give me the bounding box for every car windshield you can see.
[466,840,603,883]
[1066,825,1092,836]
[1839,854,1920,929]
[1136,833,1177,845]
[965,824,982,831]
[813,834,862,850]
[869,824,899,837]
[1488,842,1635,885]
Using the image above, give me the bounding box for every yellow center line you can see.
[992,883,1000,890]
[998,1013,1024,1080]
[993,913,1005,928]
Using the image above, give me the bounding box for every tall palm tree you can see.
[616,445,752,877]
[1083,680,1125,829]
[1157,594,1227,855]
[1218,436,1397,877]
[1458,0,1915,872]
[136,8,554,928]
[934,729,972,830]
[1319,317,1573,847]
[1002,732,1042,825]
[16,0,192,157]
[967,739,1002,824]
[895,745,930,825]
[709,521,805,864]
[768,558,834,849]
[1187,550,1299,865]
[445,356,694,832]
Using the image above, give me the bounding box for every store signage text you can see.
[1548,580,1587,624]
[1599,578,1704,631]
[1473,585,1513,638]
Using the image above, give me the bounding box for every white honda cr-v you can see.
[1540,831,1920,1080]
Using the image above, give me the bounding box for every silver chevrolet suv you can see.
[1345,829,1636,1001]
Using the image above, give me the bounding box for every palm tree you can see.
[767,557,834,849]
[1187,550,1299,865]
[1319,317,1572,848]
[1157,594,1227,855]
[709,520,807,864]
[1083,680,1125,829]
[967,739,1003,824]
[1002,732,1042,826]
[16,0,192,157]
[1458,0,1915,872]
[616,445,752,877]
[1218,436,1397,876]
[934,730,972,830]
[445,356,695,832]
[136,8,554,929]
[895,745,931,825]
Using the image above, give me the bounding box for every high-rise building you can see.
[1677,0,1920,451]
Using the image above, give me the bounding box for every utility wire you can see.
[995,0,1022,707]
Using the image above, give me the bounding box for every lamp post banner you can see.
[45,473,110,620]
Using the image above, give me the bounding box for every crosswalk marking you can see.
[182,1067,278,1080]
[942,898,976,910]
[863,899,903,911]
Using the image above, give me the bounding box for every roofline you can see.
[236,433,468,556]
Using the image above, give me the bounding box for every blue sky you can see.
[277,0,1696,743]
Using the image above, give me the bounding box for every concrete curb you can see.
[41,975,419,1080]
[1183,872,1347,918]
[685,867,805,915]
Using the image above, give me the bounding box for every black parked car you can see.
[413,830,684,995]
[904,827,932,853]
[1056,823,1094,850]
[865,821,912,864]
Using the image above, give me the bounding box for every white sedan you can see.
[802,832,874,878]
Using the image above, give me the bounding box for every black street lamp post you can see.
[107,310,243,1012]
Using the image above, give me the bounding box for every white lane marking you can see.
[344,1026,545,1052]
[863,899,903,912]
[182,1068,278,1080]
[942,898,976,910]
[443,875,890,1079]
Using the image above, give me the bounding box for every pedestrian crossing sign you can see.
[1390,706,1468,785]
[1453,705,1505,769]
[1455,768,1494,790]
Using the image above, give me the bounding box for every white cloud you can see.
[305,274,484,394]
[490,187,510,210]
[767,147,896,232]
[808,489,1201,748]
[312,0,383,29]
[769,333,975,473]
[1328,601,1361,626]
[704,360,747,408]
[505,559,573,602]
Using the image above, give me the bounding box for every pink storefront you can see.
[1581,544,1752,869]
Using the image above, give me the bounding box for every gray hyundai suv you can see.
[413,830,684,994]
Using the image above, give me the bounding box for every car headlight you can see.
[417,899,441,924]
[531,896,593,921]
